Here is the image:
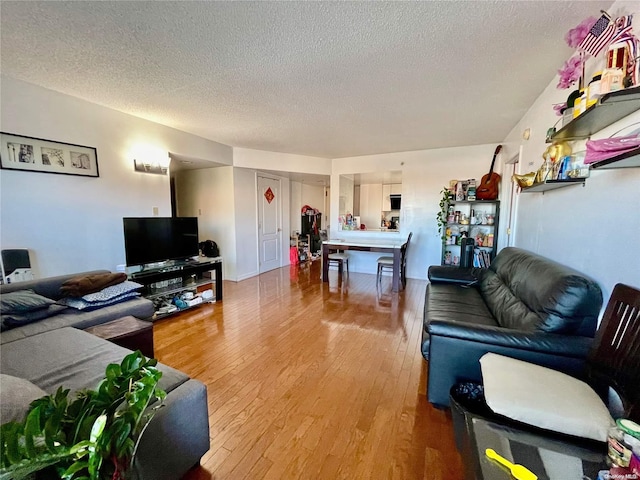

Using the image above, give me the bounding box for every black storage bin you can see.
[449,382,491,452]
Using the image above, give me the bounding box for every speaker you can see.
[1,249,34,284]
[459,238,475,268]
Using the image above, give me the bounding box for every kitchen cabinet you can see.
[382,184,402,211]
[442,200,500,267]
[359,183,383,229]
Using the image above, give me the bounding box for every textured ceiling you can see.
[0,1,612,159]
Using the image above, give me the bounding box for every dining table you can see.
[322,237,405,292]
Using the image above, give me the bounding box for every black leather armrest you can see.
[427,265,484,285]
[427,321,593,357]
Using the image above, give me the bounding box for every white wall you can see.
[174,166,237,280]
[290,181,303,234]
[0,76,232,277]
[175,165,291,281]
[338,175,354,216]
[233,148,331,175]
[331,144,500,278]
[502,1,640,302]
[233,168,259,280]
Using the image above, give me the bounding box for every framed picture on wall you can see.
[0,132,99,178]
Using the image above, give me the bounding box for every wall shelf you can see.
[588,146,640,170]
[521,178,585,193]
[548,86,640,143]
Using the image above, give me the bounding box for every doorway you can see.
[257,175,282,273]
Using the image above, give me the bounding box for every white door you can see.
[257,175,282,273]
[500,145,523,249]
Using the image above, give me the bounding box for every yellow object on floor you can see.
[486,448,538,480]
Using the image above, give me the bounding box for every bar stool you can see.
[328,252,349,278]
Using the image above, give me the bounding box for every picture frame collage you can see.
[0,132,99,178]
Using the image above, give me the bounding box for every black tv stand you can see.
[129,257,223,319]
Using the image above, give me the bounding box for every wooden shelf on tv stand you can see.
[129,257,223,318]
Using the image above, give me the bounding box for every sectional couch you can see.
[423,247,603,407]
[0,270,210,479]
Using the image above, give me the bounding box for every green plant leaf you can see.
[105,363,121,382]
[69,441,91,455]
[23,406,41,458]
[88,415,106,445]
[114,423,132,457]
[61,460,87,479]
[1,351,164,479]
[3,423,22,465]
[87,449,102,479]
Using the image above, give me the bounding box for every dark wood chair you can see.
[586,283,640,422]
[376,232,412,289]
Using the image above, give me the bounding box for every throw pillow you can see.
[59,272,127,297]
[60,291,140,311]
[0,289,55,314]
[0,374,47,424]
[77,280,143,303]
[1,304,69,331]
[480,353,614,442]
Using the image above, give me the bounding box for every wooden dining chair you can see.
[586,283,640,421]
[377,232,412,288]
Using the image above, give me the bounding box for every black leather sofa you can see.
[422,247,603,407]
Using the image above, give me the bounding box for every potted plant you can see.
[0,351,166,480]
[436,187,450,241]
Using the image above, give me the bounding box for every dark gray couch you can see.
[0,270,154,344]
[423,247,603,407]
[0,271,210,479]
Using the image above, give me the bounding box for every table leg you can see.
[322,244,329,282]
[392,248,401,292]
[215,262,223,301]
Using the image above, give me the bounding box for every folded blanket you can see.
[58,281,143,310]
[60,272,127,297]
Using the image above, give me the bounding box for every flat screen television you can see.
[123,217,199,267]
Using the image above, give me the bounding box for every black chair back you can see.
[400,232,413,289]
[586,283,640,422]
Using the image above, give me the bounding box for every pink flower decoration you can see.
[557,55,583,89]
[565,16,597,48]
[553,102,567,116]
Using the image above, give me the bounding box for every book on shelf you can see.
[473,248,492,268]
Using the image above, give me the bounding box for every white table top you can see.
[323,238,404,249]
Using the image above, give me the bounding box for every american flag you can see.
[578,13,616,57]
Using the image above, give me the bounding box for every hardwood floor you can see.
[153,261,463,479]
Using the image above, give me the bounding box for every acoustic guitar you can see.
[476,145,502,200]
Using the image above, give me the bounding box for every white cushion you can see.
[480,353,614,442]
[377,256,394,265]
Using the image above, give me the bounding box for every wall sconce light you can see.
[134,159,168,175]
